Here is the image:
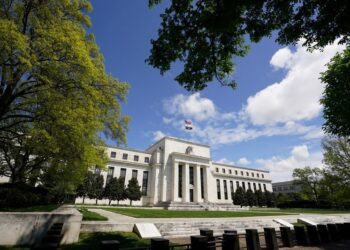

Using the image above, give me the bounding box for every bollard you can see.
[336,223,345,240]
[280,227,294,247]
[327,223,340,241]
[294,226,309,246]
[264,227,278,250]
[191,235,208,250]
[101,240,120,250]
[306,225,320,246]
[222,233,240,250]
[200,228,215,249]
[246,229,261,250]
[224,229,238,234]
[344,223,350,240]
[317,224,330,243]
[150,238,169,250]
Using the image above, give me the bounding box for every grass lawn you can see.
[62,232,149,250]
[250,208,350,214]
[103,207,293,218]
[78,208,108,221]
[0,204,61,212]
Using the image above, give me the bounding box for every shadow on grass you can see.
[62,232,150,250]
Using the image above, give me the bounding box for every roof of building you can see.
[212,162,270,173]
[146,136,210,151]
[272,180,296,185]
[106,145,150,155]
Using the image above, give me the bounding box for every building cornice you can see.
[108,158,151,168]
[106,145,150,155]
[146,136,210,151]
[212,162,270,173]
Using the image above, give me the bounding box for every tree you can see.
[293,167,323,205]
[255,190,266,207]
[233,187,247,207]
[88,173,104,205]
[148,0,350,91]
[264,191,275,208]
[76,172,95,204]
[246,189,256,207]
[104,177,126,205]
[0,0,129,197]
[126,177,141,206]
[321,48,350,137]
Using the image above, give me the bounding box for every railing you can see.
[101,222,350,250]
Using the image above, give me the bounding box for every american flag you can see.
[184,120,193,130]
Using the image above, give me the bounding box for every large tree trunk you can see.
[82,196,85,204]
[109,199,111,205]
[130,200,132,206]
[95,198,98,205]
[117,200,120,205]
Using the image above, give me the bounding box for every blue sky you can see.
[89,1,345,181]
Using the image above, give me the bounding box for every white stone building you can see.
[77,136,272,208]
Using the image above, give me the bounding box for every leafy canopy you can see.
[148,0,350,91]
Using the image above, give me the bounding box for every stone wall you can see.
[0,205,82,246]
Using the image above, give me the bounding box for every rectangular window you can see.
[134,155,139,161]
[236,181,239,188]
[257,173,260,178]
[189,166,194,185]
[145,157,150,163]
[242,182,246,191]
[224,180,228,200]
[246,172,249,176]
[122,153,128,160]
[200,167,204,199]
[235,170,238,175]
[217,179,221,199]
[253,183,257,191]
[229,169,232,174]
[132,169,138,179]
[216,167,219,172]
[110,151,116,158]
[258,183,262,190]
[263,184,267,191]
[106,166,114,183]
[252,173,255,177]
[262,174,265,178]
[94,167,101,175]
[120,168,126,179]
[241,171,244,176]
[230,181,234,200]
[142,171,149,195]
[178,165,183,198]
[248,182,251,190]
[222,168,226,173]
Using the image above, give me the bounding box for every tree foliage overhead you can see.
[0,0,129,195]
[148,0,350,91]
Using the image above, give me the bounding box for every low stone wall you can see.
[0,205,82,246]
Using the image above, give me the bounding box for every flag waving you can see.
[184,120,193,130]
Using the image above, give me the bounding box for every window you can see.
[235,170,238,175]
[263,184,267,191]
[273,187,276,191]
[217,179,221,199]
[216,168,219,172]
[110,151,116,158]
[223,180,228,200]
[229,170,232,174]
[253,183,257,191]
[144,157,150,163]
[236,181,239,189]
[262,174,265,178]
[94,167,101,175]
[122,153,128,160]
[120,168,126,179]
[242,182,246,191]
[248,182,251,190]
[246,172,249,176]
[134,155,139,161]
[252,173,255,177]
[132,169,138,179]
[241,171,244,176]
[200,168,204,199]
[257,173,260,178]
[189,166,194,185]
[222,168,226,174]
[258,183,261,190]
[142,171,149,195]
[178,165,183,198]
[106,166,114,183]
[230,181,234,200]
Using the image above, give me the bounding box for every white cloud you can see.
[152,130,166,141]
[256,144,324,182]
[245,41,345,126]
[238,157,251,165]
[216,158,235,165]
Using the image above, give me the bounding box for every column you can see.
[182,163,189,202]
[203,165,210,202]
[194,165,201,202]
[172,162,178,201]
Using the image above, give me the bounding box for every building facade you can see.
[76,136,272,207]
[272,181,302,194]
